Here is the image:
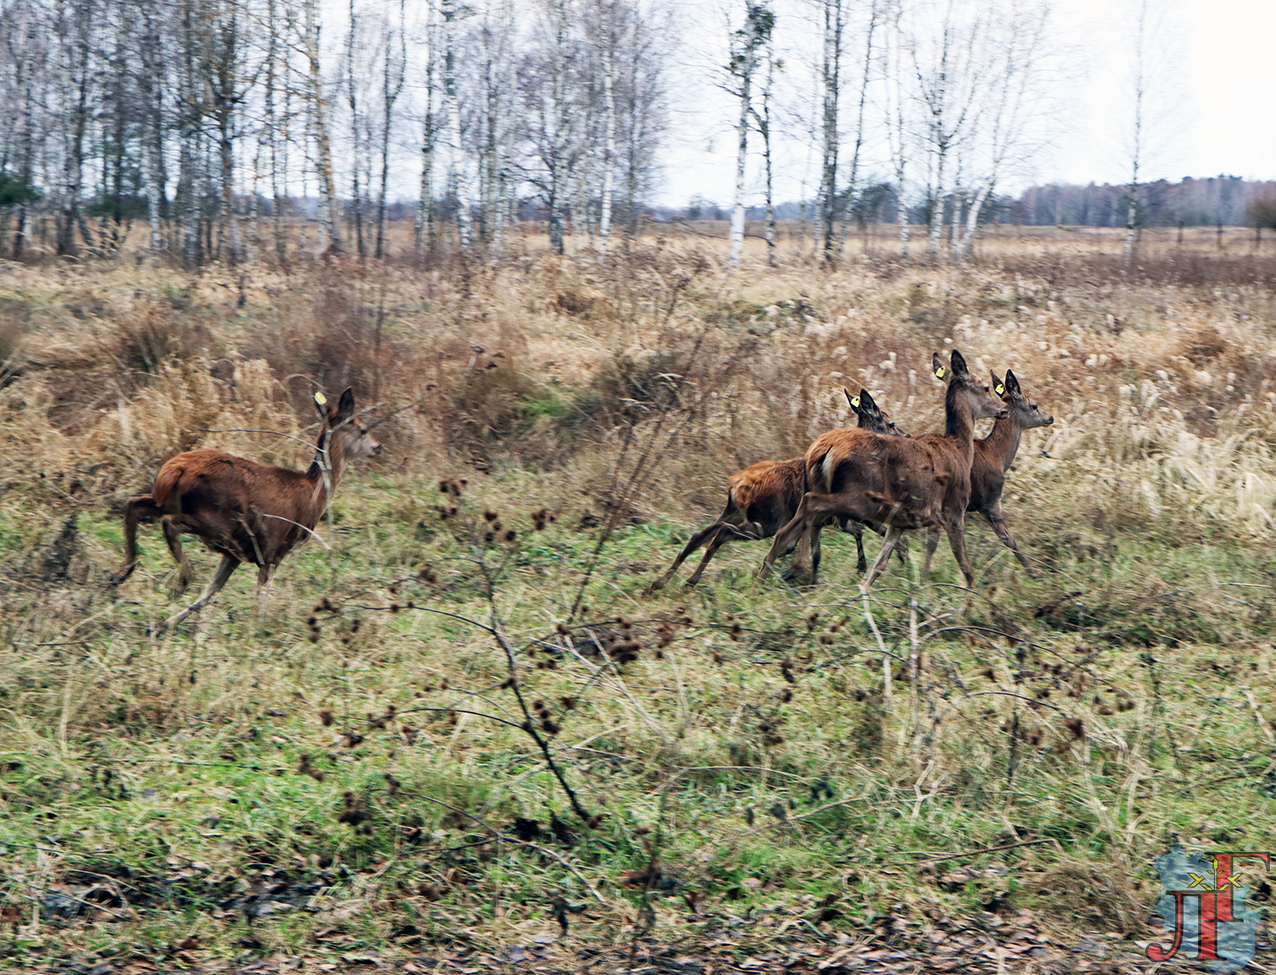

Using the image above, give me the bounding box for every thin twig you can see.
[902,837,1062,863]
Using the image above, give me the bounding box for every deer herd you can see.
[110,349,1052,632]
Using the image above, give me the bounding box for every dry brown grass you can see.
[2,227,1276,971]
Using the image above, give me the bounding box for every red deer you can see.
[922,369,1053,578]
[648,389,905,591]
[111,388,380,632]
[759,350,1007,590]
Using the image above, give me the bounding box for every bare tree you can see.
[1118,0,1179,265]
[750,43,779,266]
[415,0,439,260]
[726,1,774,269]
[442,0,474,247]
[953,0,1052,261]
[882,0,910,257]
[906,0,982,259]
[815,0,844,262]
[839,0,879,255]
[302,0,343,253]
[596,0,617,259]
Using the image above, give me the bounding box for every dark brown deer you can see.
[111,388,380,632]
[760,350,1007,590]
[648,389,905,591]
[922,368,1053,578]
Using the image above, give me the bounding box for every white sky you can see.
[651,0,1276,207]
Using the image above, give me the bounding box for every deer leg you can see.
[847,521,867,574]
[161,517,194,590]
[111,496,160,585]
[257,563,276,622]
[863,526,907,590]
[761,508,810,580]
[922,527,943,579]
[944,516,977,589]
[785,522,813,582]
[649,512,741,592]
[157,554,241,634]
[685,522,772,586]
[984,504,1041,578]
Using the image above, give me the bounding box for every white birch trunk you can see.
[597,20,616,261]
[442,0,472,248]
[415,0,437,259]
[303,0,343,254]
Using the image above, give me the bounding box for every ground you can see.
[1,223,1276,973]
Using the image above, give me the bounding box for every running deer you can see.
[111,388,380,632]
[760,350,1008,590]
[647,389,905,592]
[922,368,1053,578]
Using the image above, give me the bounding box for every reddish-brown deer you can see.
[111,388,380,632]
[647,389,905,591]
[922,368,1053,578]
[760,350,1007,590]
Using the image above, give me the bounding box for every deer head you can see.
[934,350,1007,422]
[845,387,909,437]
[991,370,1054,430]
[315,388,382,461]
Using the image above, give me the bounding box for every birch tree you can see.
[839,0,878,254]
[726,2,773,269]
[375,1,406,259]
[906,0,982,259]
[302,0,343,253]
[815,0,844,262]
[953,1,1051,261]
[415,0,438,260]
[442,0,473,248]
[596,0,617,259]
[883,0,910,257]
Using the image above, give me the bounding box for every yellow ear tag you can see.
[851,396,860,407]
[314,392,327,407]
[934,366,946,379]
[995,384,1005,395]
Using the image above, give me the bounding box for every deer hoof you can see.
[109,564,136,586]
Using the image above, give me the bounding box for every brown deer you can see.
[111,388,380,632]
[760,350,1007,590]
[922,369,1053,579]
[648,389,906,591]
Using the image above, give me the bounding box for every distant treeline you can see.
[678,175,1276,228]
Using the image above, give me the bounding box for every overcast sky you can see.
[651,0,1276,207]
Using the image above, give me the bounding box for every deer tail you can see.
[152,463,185,514]
[808,447,837,495]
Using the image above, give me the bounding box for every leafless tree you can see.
[726,1,774,269]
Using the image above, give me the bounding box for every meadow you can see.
[1,221,1275,973]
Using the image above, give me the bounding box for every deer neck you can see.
[943,386,978,464]
[307,427,349,505]
[983,415,1024,473]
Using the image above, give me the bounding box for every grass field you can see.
[2,223,1276,973]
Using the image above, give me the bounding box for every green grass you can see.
[3,464,1276,968]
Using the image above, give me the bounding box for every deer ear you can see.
[949,349,970,379]
[859,389,878,412]
[337,387,356,421]
[844,387,859,409]
[313,391,328,417]
[1004,369,1021,396]
[991,371,1005,397]
[932,352,948,381]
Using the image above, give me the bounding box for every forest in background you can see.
[4,0,1273,272]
